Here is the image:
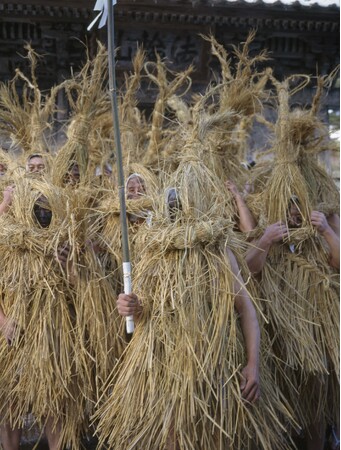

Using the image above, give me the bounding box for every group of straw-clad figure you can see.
[0,34,339,450]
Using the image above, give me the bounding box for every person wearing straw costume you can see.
[98,165,158,267]
[126,172,153,226]
[0,154,45,450]
[0,59,53,443]
[0,154,46,217]
[244,74,340,450]
[49,42,136,434]
[0,176,88,450]
[93,145,297,450]
[0,40,124,448]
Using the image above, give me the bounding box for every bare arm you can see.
[226,248,260,403]
[245,222,288,275]
[226,180,256,233]
[327,213,340,237]
[311,211,340,269]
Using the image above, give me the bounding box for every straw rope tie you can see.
[289,253,331,284]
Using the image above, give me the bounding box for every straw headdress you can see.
[0,45,66,173]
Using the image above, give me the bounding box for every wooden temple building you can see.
[0,1,339,97]
[0,0,339,166]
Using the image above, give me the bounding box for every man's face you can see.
[26,157,45,173]
[288,202,302,228]
[127,176,146,200]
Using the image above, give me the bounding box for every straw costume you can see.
[0,176,88,449]
[94,121,298,449]
[0,43,126,447]
[48,44,128,401]
[0,58,83,446]
[245,74,340,433]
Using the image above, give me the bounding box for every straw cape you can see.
[0,176,89,449]
[245,74,340,430]
[0,44,127,448]
[51,178,125,397]
[46,44,129,401]
[94,147,297,449]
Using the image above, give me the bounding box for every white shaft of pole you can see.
[123,262,134,334]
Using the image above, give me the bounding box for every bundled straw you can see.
[142,54,193,168]
[245,73,340,430]
[51,43,110,186]
[0,177,88,448]
[94,154,297,450]
[0,45,65,166]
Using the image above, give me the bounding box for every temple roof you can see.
[0,0,338,24]
[213,0,339,5]
[1,0,339,10]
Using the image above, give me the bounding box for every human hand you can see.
[311,211,330,235]
[117,293,142,317]
[2,185,15,205]
[225,180,241,199]
[263,222,288,245]
[240,362,260,403]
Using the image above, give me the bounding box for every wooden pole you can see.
[107,0,134,334]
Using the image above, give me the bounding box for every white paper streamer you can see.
[88,0,117,31]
